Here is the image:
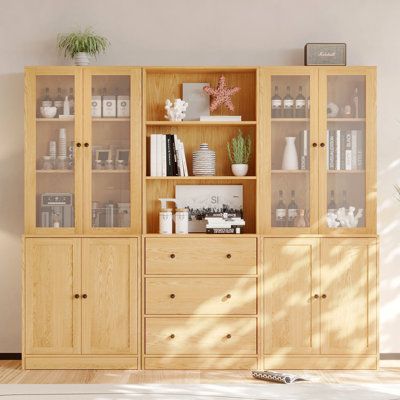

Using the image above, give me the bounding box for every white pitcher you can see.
[282,136,299,170]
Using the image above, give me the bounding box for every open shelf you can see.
[146,176,256,180]
[146,121,256,126]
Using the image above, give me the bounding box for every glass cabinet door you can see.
[319,68,376,233]
[25,68,82,233]
[260,68,318,233]
[83,68,141,233]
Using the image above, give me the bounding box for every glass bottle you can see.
[54,87,64,117]
[271,86,282,118]
[287,190,299,227]
[275,190,287,227]
[340,190,349,213]
[41,87,52,107]
[295,86,306,118]
[294,209,307,227]
[68,87,75,115]
[283,86,294,118]
[353,87,359,118]
[328,190,337,214]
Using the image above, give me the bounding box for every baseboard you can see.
[380,353,400,360]
[0,353,22,360]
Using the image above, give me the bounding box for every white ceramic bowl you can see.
[40,106,57,118]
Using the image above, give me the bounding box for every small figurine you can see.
[330,207,364,228]
[164,98,189,121]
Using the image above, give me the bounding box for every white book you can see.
[150,135,157,177]
[161,134,167,177]
[180,141,188,176]
[177,139,185,176]
[335,130,341,170]
[155,134,163,176]
[174,136,183,176]
[345,131,352,171]
[351,130,358,170]
[200,115,242,122]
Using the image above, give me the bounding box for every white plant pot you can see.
[231,164,248,176]
[281,136,299,170]
[74,52,90,66]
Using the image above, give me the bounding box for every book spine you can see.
[299,130,308,170]
[357,130,364,169]
[335,130,341,170]
[206,228,240,234]
[161,134,167,177]
[150,134,157,176]
[175,137,182,176]
[166,135,173,176]
[172,135,178,176]
[340,131,346,170]
[351,130,358,170]
[328,130,335,170]
[345,131,352,170]
[181,141,188,176]
[156,134,162,176]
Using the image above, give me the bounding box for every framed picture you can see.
[116,149,130,164]
[182,82,210,120]
[175,185,243,232]
[95,149,111,161]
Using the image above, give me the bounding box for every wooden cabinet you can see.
[23,237,140,369]
[263,237,378,369]
[25,238,81,355]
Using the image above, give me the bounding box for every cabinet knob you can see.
[170,253,175,259]
[82,294,88,299]
[321,294,327,299]
[314,294,319,299]
[170,294,176,299]
[76,142,82,148]
[226,254,232,259]
[226,334,232,339]
[74,294,80,299]
[84,142,89,147]
[312,142,318,148]
[226,294,232,299]
[170,334,175,339]
[320,142,326,148]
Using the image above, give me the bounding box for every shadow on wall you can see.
[0,73,24,237]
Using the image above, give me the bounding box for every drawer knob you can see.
[76,142,82,148]
[320,142,326,148]
[84,142,89,147]
[82,294,88,299]
[321,294,327,299]
[226,334,232,339]
[170,334,175,339]
[170,294,176,299]
[312,142,318,148]
[226,294,232,299]
[74,294,80,299]
[226,254,232,259]
[314,294,319,299]
[170,254,175,259]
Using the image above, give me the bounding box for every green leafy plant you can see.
[227,129,252,164]
[57,27,110,59]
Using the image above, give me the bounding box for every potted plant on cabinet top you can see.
[227,129,252,176]
[57,27,110,66]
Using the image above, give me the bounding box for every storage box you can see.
[304,43,346,66]
[117,95,130,118]
[102,95,117,117]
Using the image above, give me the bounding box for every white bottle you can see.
[175,208,189,234]
[63,96,70,116]
[159,208,173,234]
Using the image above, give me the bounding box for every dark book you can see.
[166,134,174,176]
[171,134,178,176]
[206,227,242,234]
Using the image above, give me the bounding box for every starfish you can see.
[203,75,240,112]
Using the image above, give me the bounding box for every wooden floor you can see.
[0,361,400,384]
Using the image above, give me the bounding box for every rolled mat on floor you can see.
[252,370,308,384]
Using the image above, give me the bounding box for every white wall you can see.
[0,0,399,353]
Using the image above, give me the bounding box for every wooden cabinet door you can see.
[25,238,81,354]
[320,238,377,355]
[263,238,320,355]
[82,238,138,354]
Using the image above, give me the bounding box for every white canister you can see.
[175,208,189,234]
[102,95,117,117]
[159,208,173,234]
[117,95,130,117]
[92,95,102,117]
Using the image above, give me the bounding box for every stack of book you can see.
[205,212,245,234]
[150,134,188,176]
[327,129,364,171]
[298,130,309,170]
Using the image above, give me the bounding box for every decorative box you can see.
[91,95,102,117]
[117,95,130,118]
[102,95,117,117]
[304,43,346,66]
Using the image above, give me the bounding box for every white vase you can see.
[231,164,248,176]
[74,52,90,66]
[281,136,299,170]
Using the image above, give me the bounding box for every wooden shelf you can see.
[271,170,309,174]
[92,118,130,122]
[327,118,365,122]
[146,121,256,126]
[36,170,73,174]
[92,170,130,173]
[36,118,74,122]
[327,170,365,174]
[146,176,256,180]
[271,118,309,122]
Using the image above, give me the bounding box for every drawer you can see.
[145,277,257,315]
[145,238,257,275]
[145,317,257,355]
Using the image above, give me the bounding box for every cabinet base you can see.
[24,356,139,370]
[263,355,378,370]
[144,357,258,370]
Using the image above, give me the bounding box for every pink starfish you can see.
[203,75,240,112]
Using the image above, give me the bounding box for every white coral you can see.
[327,207,364,228]
[164,98,189,121]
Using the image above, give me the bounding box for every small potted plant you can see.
[57,27,110,66]
[227,129,252,176]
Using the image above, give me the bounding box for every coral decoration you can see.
[203,76,240,112]
[164,98,189,121]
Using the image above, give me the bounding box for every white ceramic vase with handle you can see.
[281,136,299,170]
